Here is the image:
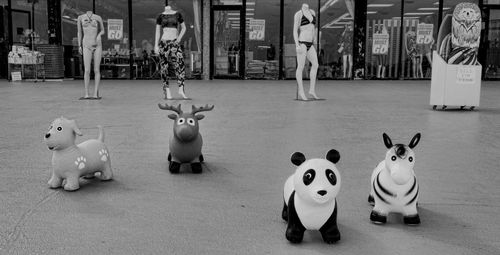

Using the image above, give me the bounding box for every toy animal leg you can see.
[63,175,80,191]
[99,162,113,181]
[282,201,288,221]
[370,210,387,224]
[286,192,306,243]
[169,161,181,174]
[191,162,202,174]
[319,203,340,244]
[48,174,63,189]
[368,194,375,205]
[403,214,420,225]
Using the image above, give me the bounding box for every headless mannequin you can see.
[77,10,105,99]
[341,24,353,79]
[376,24,388,78]
[154,4,188,99]
[293,3,319,101]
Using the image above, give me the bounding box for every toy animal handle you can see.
[191,104,215,115]
[158,103,183,114]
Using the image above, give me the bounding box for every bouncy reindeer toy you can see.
[368,133,421,225]
[158,103,214,173]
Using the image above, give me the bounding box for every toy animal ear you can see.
[168,114,177,120]
[71,120,83,136]
[408,133,421,149]
[196,114,205,120]
[383,133,393,149]
[326,149,340,164]
[291,152,306,166]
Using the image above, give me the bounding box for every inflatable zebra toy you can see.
[368,133,421,225]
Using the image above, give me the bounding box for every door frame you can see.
[210,5,246,79]
[10,9,31,44]
[480,5,500,80]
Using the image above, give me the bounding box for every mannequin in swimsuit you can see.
[77,11,105,99]
[293,3,320,101]
[154,2,187,100]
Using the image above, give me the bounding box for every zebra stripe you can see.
[372,178,390,204]
[376,172,396,198]
[405,177,417,196]
[406,186,419,206]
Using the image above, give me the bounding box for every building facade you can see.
[0,0,499,80]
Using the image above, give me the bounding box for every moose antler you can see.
[158,103,183,114]
[191,104,215,115]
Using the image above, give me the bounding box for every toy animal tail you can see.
[97,125,104,142]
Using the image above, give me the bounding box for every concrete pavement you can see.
[0,79,499,254]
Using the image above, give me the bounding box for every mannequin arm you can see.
[154,24,161,54]
[293,12,301,48]
[77,16,82,48]
[97,16,105,37]
[176,22,186,43]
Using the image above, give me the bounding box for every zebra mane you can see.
[393,144,408,159]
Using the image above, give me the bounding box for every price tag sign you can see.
[249,19,265,41]
[416,23,434,45]
[372,33,389,55]
[457,66,476,84]
[11,71,22,81]
[107,19,123,40]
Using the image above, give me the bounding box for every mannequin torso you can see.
[294,4,316,43]
[157,6,182,41]
[78,11,103,49]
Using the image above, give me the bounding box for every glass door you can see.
[212,6,244,78]
[484,8,500,79]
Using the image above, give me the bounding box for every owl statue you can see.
[448,3,481,65]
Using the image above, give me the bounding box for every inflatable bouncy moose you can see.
[158,103,214,174]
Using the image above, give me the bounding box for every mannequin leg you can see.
[348,54,353,79]
[426,52,432,68]
[159,42,171,99]
[342,55,347,78]
[306,46,319,99]
[295,44,308,100]
[93,46,102,98]
[171,43,187,99]
[82,47,93,98]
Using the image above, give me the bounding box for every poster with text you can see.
[416,23,434,45]
[249,19,265,41]
[107,19,123,40]
[372,33,389,55]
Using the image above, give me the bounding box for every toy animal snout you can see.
[45,133,51,139]
[317,190,327,196]
[175,124,197,141]
[390,165,413,185]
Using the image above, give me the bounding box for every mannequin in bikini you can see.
[154,3,187,100]
[77,11,105,99]
[293,3,320,101]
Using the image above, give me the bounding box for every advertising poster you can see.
[416,23,434,44]
[107,19,123,40]
[372,33,389,55]
[249,19,265,41]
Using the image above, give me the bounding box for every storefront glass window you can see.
[11,0,48,45]
[213,0,242,5]
[245,0,279,79]
[133,0,202,79]
[284,0,319,79]
[402,0,438,79]
[365,0,402,79]
[319,0,354,79]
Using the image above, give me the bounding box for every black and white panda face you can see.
[292,150,341,205]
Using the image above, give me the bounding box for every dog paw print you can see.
[75,157,86,170]
[99,149,109,162]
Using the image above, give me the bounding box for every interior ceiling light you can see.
[322,12,352,29]
[404,12,434,15]
[367,4,394,8]
[418,7,450,10]
[367,11,377,14]
[320,0,339,13]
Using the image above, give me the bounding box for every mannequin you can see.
[154,2,188,100]
[340,23,353,79]
[375,24,389,78]
[293,3,320,101]
[77,11,105,99]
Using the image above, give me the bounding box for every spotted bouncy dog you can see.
[44,117,112,191]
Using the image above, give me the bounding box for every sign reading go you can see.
[108,19,123,40]
[372,33,389,55]
[416,23,434,45]
[249,19,265,41]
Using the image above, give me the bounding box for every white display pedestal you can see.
[430,51,482,110]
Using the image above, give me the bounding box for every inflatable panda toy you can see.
[282,149,341,244]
